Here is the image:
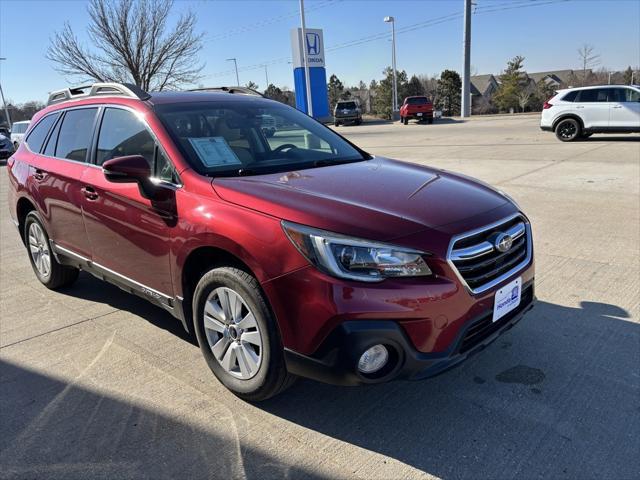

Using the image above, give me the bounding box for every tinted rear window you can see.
[25,114,59,153]
[337,102,357,109]
[406,97,430,105]
[54,108,98,162]
[561,91,578,102]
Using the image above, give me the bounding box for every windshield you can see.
[154,100,367,176]
[406,97,430,105]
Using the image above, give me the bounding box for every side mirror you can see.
[103,155,155,198]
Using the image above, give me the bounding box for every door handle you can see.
[81,186,99,201]
[575,106,584,109]
[33,169,46,181]
[613,105,623,109]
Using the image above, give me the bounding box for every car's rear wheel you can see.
[555,118,581,142]
[193,267,295,401]
[403,117,409,125]
[334,121,340,127]
[24,212,79,289]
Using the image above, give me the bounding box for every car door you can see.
[80,106,180,298]
[574,88,611,129]
[609,87,640,128]
[31,108,98,258]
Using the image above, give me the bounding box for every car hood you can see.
[212,157,510,242]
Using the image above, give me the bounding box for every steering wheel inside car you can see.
[271,144,298,155]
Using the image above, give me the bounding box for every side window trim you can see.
[95,105,181,186]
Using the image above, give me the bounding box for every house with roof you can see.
[470,74,499,113]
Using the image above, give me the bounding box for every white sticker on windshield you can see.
[188,137,242,167]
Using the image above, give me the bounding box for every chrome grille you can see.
[448,214,531,294]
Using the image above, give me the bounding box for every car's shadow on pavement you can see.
[260,300,639,479]
[579,135,640,142]
[55,271,197,346]
[22,274,640,479]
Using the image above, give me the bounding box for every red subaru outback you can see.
[7,83,534,401]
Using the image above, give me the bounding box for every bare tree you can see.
[47,0,204,91]
[516,89,533,112]
[577,44,600,86]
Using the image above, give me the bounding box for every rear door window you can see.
[561,91,578,102]
[24,114,59,153]
[55,108,99,162]
[576,89,609,102]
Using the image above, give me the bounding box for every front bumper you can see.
[284,279,535,386]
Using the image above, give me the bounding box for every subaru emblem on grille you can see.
[494,233,513,252]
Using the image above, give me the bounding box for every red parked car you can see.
[400,96,434,125]
[7,83,535,401]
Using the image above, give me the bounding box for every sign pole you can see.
[299,0,314,117]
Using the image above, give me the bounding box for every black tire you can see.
[24,211,79,289]
[403,117,409,125]
[555,118,581,142]
[428,118,434,124]
[193,267,295,401]
[334,121,340,127]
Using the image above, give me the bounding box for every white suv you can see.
[10,120,30,149]
[540,85,640,141]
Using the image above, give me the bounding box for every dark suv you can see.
[8,83,535,401]
[333,100,362,126]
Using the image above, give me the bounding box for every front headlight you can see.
[282,221,431,282]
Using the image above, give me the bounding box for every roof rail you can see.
[47,82,151,106]
[187,86,264,97]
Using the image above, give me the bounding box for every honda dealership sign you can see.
[290,28,329,120]
[290,28,325,68]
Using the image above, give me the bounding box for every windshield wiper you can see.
[313,158,364,168]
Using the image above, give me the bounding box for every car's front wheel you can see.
[403,117,409,125]
[555,118,581,142]
[193,267,294,401]
[24,211,79,289]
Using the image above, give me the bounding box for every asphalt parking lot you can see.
[1,114,638,480]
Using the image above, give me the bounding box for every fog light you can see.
[357,344,389,374]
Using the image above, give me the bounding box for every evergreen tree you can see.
[493,56,528,113]
[435,70,462,116]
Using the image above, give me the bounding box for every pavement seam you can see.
[496,142,611,186]
[0,310,119,349]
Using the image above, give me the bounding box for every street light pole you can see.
[226,58,240,86]
[461,0,472,117]
[0,57,11,129]
[384,16,398,116]
[263,64,269,88]
[299,0,314,117]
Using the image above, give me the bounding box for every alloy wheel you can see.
[203,287,263,379]
[558,121,577,139]
[28,222,51,278]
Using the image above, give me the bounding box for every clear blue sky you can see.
[1,0,638,104]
